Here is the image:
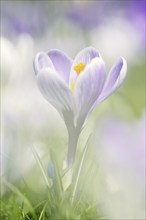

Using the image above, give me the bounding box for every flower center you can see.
[71,62,86,92]
[73,62,86,75]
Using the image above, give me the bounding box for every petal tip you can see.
[118,56,127,67]
[48,49,73,62]
[33,52,42,75]
[85,46,101,58]
[33,52,54,75]
[119,57,127,76]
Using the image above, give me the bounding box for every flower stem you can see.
[70,134,91,205]
[67,131,79,169]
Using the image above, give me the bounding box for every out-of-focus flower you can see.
[1,35,35,192]
[1,1,49,37]
[91,17,142,64]
[67,1,100,30]
[1,34,63,132]
[34,47,127,168]
[1,37,17,84]
[1,34,34,86]
[125,0,145,48]
[96,115,145,219]
[67,1,124,31]
[1,35,65,194]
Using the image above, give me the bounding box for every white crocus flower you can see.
[34,47,127,168]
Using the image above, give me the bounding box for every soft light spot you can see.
[74,62,86,75]
[71,81,75,92]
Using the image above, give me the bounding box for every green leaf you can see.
[50,148,64,202]
[30,145,52,204]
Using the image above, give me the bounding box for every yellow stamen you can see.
[71,81,75,92]
[73,62,86,75]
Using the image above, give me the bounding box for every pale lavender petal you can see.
[37,68,75,116]
[97,57,127,104]
[48,49,73,84]
[72,46,99,65]
[33,52,55,75]
[69,47,100,87]
[75,57,106,127]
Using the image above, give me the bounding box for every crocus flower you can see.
[33,47,127,168]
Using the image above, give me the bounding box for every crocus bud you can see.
[48,162,55,179]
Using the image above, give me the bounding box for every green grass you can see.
[1,193,105,220]
[1,143,106,220]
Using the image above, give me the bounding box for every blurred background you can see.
[1,0,145,219]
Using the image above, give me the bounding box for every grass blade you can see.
[50,148,63,201]
[71,133,92,204]
[31,145,51,189]
[38,202,48,220]
[2,178,37,219]
[31,145,52,203]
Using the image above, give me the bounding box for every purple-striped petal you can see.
[37,68,75,117]
[75,57,106,127]
[48,49,73,85]
[69,47,100,87]
[97,57,127,104]
[33,52,55,75]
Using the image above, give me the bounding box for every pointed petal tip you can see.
[85,46,103,57]
[82,46,101,57]
[47,49,73,84]
[122,57,127,70]
[48,49,73,62]
[89,56,106,75]
[48,48,66,55]
[118,56,127,68]
[118,56,127,78]
[91,55,105,65]
[74,53,106,126]
[33,52,42,75]
[97,56,127,104]
[108,56,127,90]
[110,56,127,81]
[85,46,96,50]
[33,52,54,75]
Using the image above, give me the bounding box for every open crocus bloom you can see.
[34,47,127,168]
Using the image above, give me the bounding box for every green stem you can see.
[71,133,92,205]
[67,131,79,169]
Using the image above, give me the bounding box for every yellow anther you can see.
[71,81,75,92]
[73,62,86,75]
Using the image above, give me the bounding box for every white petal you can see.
[69,47,100,87]
[75,57,106,127]
[48,49,73,85]
[97,57,127,104]
[37,68,75,119]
